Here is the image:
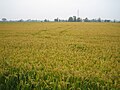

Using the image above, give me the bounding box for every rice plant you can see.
[0,22,120,90]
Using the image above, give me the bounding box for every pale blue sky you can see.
[0,0,120,20]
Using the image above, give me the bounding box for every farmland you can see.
[0,22,120,90]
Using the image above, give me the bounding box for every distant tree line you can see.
[54,16,115,22]
[0,17,119,23]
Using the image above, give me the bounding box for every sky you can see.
[0,0,120,20]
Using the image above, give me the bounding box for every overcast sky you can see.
[0,0,120,20]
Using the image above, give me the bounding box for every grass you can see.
[0,22,120,90]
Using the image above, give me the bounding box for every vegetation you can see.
[0,22,120,90]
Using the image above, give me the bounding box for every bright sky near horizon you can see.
[0,0,120,20]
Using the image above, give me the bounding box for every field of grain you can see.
[0,22,120,90]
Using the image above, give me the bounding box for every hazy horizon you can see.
[0,0,120,20]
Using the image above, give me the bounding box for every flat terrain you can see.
[0,22,120,90]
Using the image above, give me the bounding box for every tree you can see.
[104,20,111,22]
[73,16,77,22]
[84,17,89,22]
[114,19,116,23]
[2,18,7,22]
[98,18,101,22]
[77,17,82,22]
[26,19,31,22]
[68,17,73,22]
[91,19,97,22]
[54,18,59,22]
[18,19,24,22]
[44,19,49,22]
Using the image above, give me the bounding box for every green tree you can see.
[84,17,89,22]
[2,18,7,22]
[77,17,82,22]
[68,17,73,22]
[73,16,77,22]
